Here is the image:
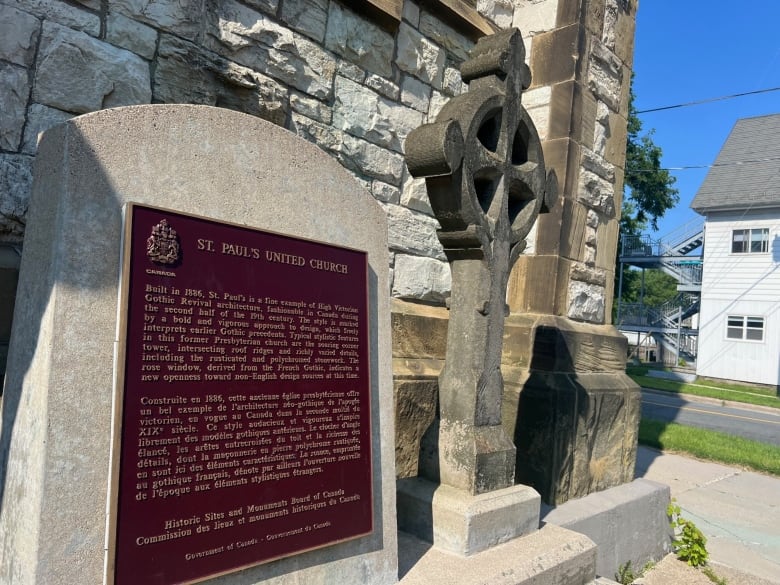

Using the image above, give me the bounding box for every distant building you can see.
[691,113,780,388]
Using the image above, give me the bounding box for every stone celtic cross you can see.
[406,29,556,495]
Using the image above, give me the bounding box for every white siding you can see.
[696,208,780,386]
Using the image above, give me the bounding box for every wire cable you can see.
[636,86,780,114]
[626,155,780,173]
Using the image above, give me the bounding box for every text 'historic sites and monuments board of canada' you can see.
[110,204,373,585]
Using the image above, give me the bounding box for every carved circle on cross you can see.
[405,28,555,262]
[465,92,547,249]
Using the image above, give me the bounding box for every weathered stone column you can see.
[502,0,641,505]
[397,29,554,555]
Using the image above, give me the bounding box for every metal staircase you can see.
[616,220,704,365]
[619,218,704,291]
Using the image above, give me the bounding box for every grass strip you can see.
[628,372,780,410]
[639,418,780,476]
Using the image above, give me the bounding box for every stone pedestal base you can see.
[502,315,641,506]
[396,477,540,556]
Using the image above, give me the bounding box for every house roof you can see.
[690,113,780,213]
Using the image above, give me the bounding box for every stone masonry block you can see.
[390,298,449,359]
[333,76,424,153]
[205,0,336,100]
[371,180,401,204]
[10,0,99,36]
[513,0,559,36]
[384,203,446,259]
[324,1,394,77]
[22,104,73,155]
[529,24,580,88]
[442,66,465,96]
[279,0,328,42]
[477,0,513,29]
[0,154,32,241]
[567,281,606,323]
[401,175,433,215]
[112,0,207,41]
[155,35,289,126]
[106,11,158,59]
[396,22,445,88]
[395,379,438,478]
[559,196,587,260]
[577,168,615,217]
[391,254,451,303]
[365,73,401,100]
[0,64,30,151]
[0,5,40,67]
[587,42,623,112]
[603,110,628,168]
[507,366,640,505]
[401,75,432,113]
[507,254,560,315]
[611,0,637,66]
[419,11,474,62]
[33,22,151,114]
[584,0,606,39]
[289,91,331,124]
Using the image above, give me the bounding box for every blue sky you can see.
[630,1,780,240]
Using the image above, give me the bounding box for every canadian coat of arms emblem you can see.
[146,219,180,265]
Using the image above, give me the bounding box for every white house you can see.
[691,113,780,388]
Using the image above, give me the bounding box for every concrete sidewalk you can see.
[636,445,780,583]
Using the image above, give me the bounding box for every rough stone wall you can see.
[1,1,632,312]
[0,0,522,306]
[0,1,630,310]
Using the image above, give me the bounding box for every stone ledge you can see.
[541,479,672,579]
[399,523,597,585]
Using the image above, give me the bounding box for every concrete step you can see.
[541,479,672,580]
[590,578,621,585]
[398,524,597,585]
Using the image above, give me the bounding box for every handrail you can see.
[617,296,699,329]
[659,292,699,319]
[621,220,704,259]
[618,300,699,361]
[662,218,705,250]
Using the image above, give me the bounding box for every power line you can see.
[636,86,780,114]
[626,155,780,173]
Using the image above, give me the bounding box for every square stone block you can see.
[397,477,540,556]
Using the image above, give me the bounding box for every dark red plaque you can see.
[110,204,372,585]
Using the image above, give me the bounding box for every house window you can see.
[726,315,764,341]
[731,228,769,253]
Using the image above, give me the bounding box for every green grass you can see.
[639,419,780,476]
[627,367,780,410]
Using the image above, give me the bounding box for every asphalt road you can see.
[641,389,780,446]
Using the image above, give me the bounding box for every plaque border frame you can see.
[105,202,375,585]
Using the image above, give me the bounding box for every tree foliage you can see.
[619,268,679,307]
[616,79,680,306]
[621,80,679,237]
